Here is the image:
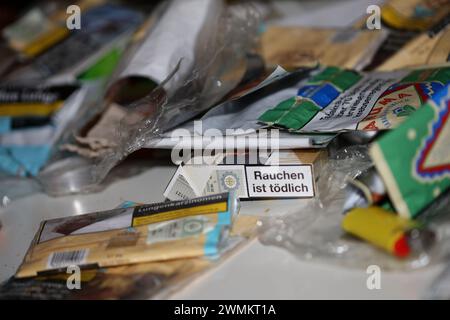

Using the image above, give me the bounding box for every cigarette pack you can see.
[164,149,327,201]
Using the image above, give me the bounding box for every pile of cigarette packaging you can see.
[0,0,450,299]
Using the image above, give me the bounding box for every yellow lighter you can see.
[342,206,434,258]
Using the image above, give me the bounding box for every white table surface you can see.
[0,163,444,299]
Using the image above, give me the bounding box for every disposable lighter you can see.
[342,206,435,258]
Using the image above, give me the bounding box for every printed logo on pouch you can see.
[170,121,280,165]
[366,265,381,290]
[220,171,240,190]
[366,5,381,30]
[66,5,81,30]
[66,265,81,290]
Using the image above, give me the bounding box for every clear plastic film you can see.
[257,143,450,271]
[425,259,450,299]
[8,79,106,198]
[36,79,110,196]
[39,1,261,196]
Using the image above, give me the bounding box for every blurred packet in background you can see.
[354,0,450,71]
[15,193,238,278]
[370,83,450,219]
[0,84,84,176]
[377,17,450,71]
[258,66,450,133]
[6,3,143,83]
[381,0,450,31]
[76,47,123,82]
[260,26,387,71]
[2,0,104,59]
[0,2,139,182]
[0,85,78,127]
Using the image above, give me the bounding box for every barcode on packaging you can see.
[47,249,89,269]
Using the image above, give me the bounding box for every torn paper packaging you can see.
[62,66,335,159]
[147,66,335,149]
[149,66,450,138]
[259,66,450,133]
[114,0,220,93]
